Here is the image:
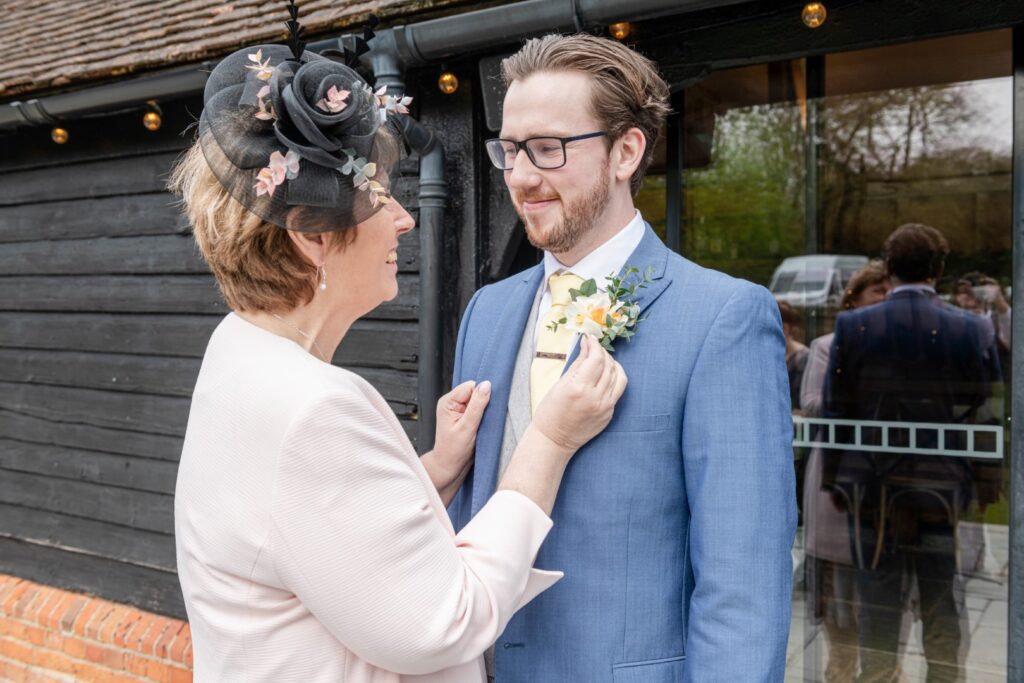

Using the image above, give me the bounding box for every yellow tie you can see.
[531,271,584,415]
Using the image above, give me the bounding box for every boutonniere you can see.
[549,266,655,352]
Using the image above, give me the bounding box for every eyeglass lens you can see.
[486,138,565,170]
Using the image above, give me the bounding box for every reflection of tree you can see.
[684,103,804,284]
[684,80,1011,286]
[819,85,997,255]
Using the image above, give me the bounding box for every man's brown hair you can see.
[883,223,950,283]
[501,33,670,195]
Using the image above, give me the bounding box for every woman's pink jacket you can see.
[175,314,561,682]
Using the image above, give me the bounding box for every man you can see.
[449,34,796,682]
[823,223,1003,682]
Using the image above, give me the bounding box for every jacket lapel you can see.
[564,224,673,368]
[470,264,545,516]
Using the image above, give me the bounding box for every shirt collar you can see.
[890,283,936,296]
[542,210,646,291]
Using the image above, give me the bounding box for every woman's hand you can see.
[531,334,627,455]
[422,380,491,505]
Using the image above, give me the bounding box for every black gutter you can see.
[0,64,210,130]
[343,0,748,67]
[0,0,748,131]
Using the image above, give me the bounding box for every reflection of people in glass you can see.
[800,260,889,682]
[778,300,810,411]
[823,223,1002,683]
[953,272,1011,375]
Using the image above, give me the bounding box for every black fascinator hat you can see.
[198,4,411,232]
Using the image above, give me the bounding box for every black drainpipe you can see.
[375,51,446,453]
[412,134,445,453]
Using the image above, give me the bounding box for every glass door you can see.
[669,30,1013,682]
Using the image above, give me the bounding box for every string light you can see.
[438,70,459,95]
[51,127,68,144]
[802,2,827,28]
[608,22,631,41]
[143,100,162,131]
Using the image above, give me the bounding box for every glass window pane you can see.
[681,29,1012,681]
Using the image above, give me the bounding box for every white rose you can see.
[563,291,617,338]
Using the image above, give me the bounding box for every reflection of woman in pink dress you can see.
[800,261,889,682]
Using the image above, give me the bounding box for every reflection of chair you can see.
[795,417,994,574]
[826,476,961,572]
[873,475,960,572]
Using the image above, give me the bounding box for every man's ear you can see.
[613,127,646,184]
[286,228,327,268]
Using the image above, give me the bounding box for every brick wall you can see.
[0,574,191,682]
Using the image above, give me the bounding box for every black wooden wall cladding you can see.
[0,95,422,618]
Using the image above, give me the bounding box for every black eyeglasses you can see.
[484,131,608,170]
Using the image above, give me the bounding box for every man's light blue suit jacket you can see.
[449,226,797,682]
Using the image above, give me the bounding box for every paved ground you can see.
[784,523,1009,682]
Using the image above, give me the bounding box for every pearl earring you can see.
[318,265,327,291]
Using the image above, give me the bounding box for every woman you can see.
[800,262,890,415]
[777,300,809,412]
[799,260,889,683]
[170,39,626,682]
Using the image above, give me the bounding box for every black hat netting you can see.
[198,44,408,232]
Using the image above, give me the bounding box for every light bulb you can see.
[438,71,459,95]
[802,2,827,28]
[608,22,631,41]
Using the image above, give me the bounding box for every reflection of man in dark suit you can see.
[823,223,1002,683]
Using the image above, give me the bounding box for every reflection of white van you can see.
[769,255,868,308]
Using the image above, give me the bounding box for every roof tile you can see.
[0,0,482,97]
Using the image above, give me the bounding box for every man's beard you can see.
[516,163,611,255]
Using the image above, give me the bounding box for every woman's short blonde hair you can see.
[168,139,346,312]
[840,259,889,310]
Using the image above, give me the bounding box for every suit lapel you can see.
[470,264,545,516]
[564,224,673,368]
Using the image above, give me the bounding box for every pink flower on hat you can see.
[255,86,276,121]
[254,150,301,197]
[316,85,351,113]
[246,49,274,81]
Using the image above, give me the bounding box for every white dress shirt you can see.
[890,283,936,296]
[533,210,647,349]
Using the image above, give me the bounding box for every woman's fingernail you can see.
[478,380,491,395]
